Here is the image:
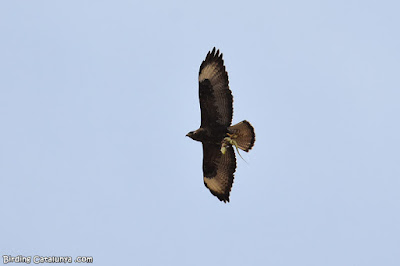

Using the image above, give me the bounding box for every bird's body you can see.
[187,48,255,202]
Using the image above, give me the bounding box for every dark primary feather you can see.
[198,48,233,130]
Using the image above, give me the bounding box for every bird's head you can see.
[186,128,205,142]
[186,131,195,139]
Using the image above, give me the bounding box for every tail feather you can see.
[228,120,255,152]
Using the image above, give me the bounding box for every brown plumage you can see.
[186,47,255,203]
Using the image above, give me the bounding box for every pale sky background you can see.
[1,1,399,265]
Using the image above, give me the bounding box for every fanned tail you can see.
[227,120,255,152]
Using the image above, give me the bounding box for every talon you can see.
[222,136,247,162]
[221,146,227,154]
[227,133,238,138]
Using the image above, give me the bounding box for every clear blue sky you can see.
[1,1,399,265]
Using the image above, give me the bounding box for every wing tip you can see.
[220,197,230,203]
[204,47,223,62]
[198,46,228,85]
[203,178,232,203]
[214,190,231,203]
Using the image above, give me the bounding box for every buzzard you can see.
[186,48,255,202]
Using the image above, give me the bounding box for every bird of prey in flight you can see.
[186,47,255,202]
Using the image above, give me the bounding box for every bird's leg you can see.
[221,134,236,154]
[221,133,247,162]
[226,133,239,151]
[220,137,230,154]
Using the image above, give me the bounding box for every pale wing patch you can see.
[204,177,225,194]
[199,62,219,82]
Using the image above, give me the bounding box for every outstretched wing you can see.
[202,143,237,202]
[198,47,233,129]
